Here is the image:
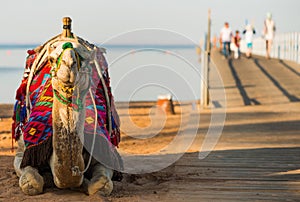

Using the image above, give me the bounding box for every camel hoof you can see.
[19,166,44,195]
[88,176,113,196]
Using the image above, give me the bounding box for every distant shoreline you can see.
[0,100,198,118]
[0,104,14,118]
[0,43,196,50]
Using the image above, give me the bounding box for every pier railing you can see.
[240,32,300,63]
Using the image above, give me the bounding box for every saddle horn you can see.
[62,17,73,38]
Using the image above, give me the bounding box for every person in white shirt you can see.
[243,24,256,58]
[220,22,233,58]
[263,12,276,59]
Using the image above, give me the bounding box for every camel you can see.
[12,17,122,196]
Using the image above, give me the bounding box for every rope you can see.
[80,49,112,175]
[53,89,72,105]
[79,88,98,175]
[93,52,112,135]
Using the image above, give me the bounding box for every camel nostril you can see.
[69,71,76,83]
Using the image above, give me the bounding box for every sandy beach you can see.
[0,101,200,201]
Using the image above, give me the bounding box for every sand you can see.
[0,102,196,201]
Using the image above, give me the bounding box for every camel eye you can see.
[49,57,56,66]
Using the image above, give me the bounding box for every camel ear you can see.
[48,41,64,62]
[90,48,97,61]
[73,43,91,62]
[48,56,57,67]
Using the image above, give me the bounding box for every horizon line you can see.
[0,43,197,50]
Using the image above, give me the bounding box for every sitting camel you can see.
[12,17,122,196]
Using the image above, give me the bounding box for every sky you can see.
[0,0,299,45]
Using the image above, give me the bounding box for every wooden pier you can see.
[159,51,300,201]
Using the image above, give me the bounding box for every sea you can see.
[0,44,201,104]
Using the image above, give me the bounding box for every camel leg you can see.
[14,135,44,195]
[83,162,113,196]
[19,166,44,195]
[14,135,24,177]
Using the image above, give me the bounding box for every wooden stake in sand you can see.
[157,94,175,115]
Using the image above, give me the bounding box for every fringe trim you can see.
[112,170,123,182]
[20,136,53,168]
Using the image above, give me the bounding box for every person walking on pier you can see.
[231,30,241,59]
[220,22,233,59]
[263,12,276,59]
[243,24,256,58]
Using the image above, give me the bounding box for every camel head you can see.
[49,42,90,97]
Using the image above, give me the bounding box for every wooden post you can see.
[62,17,73,38]
[201,9,211,108]
[207,9,211,55]
[201,50,209,108]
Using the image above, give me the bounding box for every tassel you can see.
[20,136,53,168]
[11,134,14,153]
[11,122,16,152]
